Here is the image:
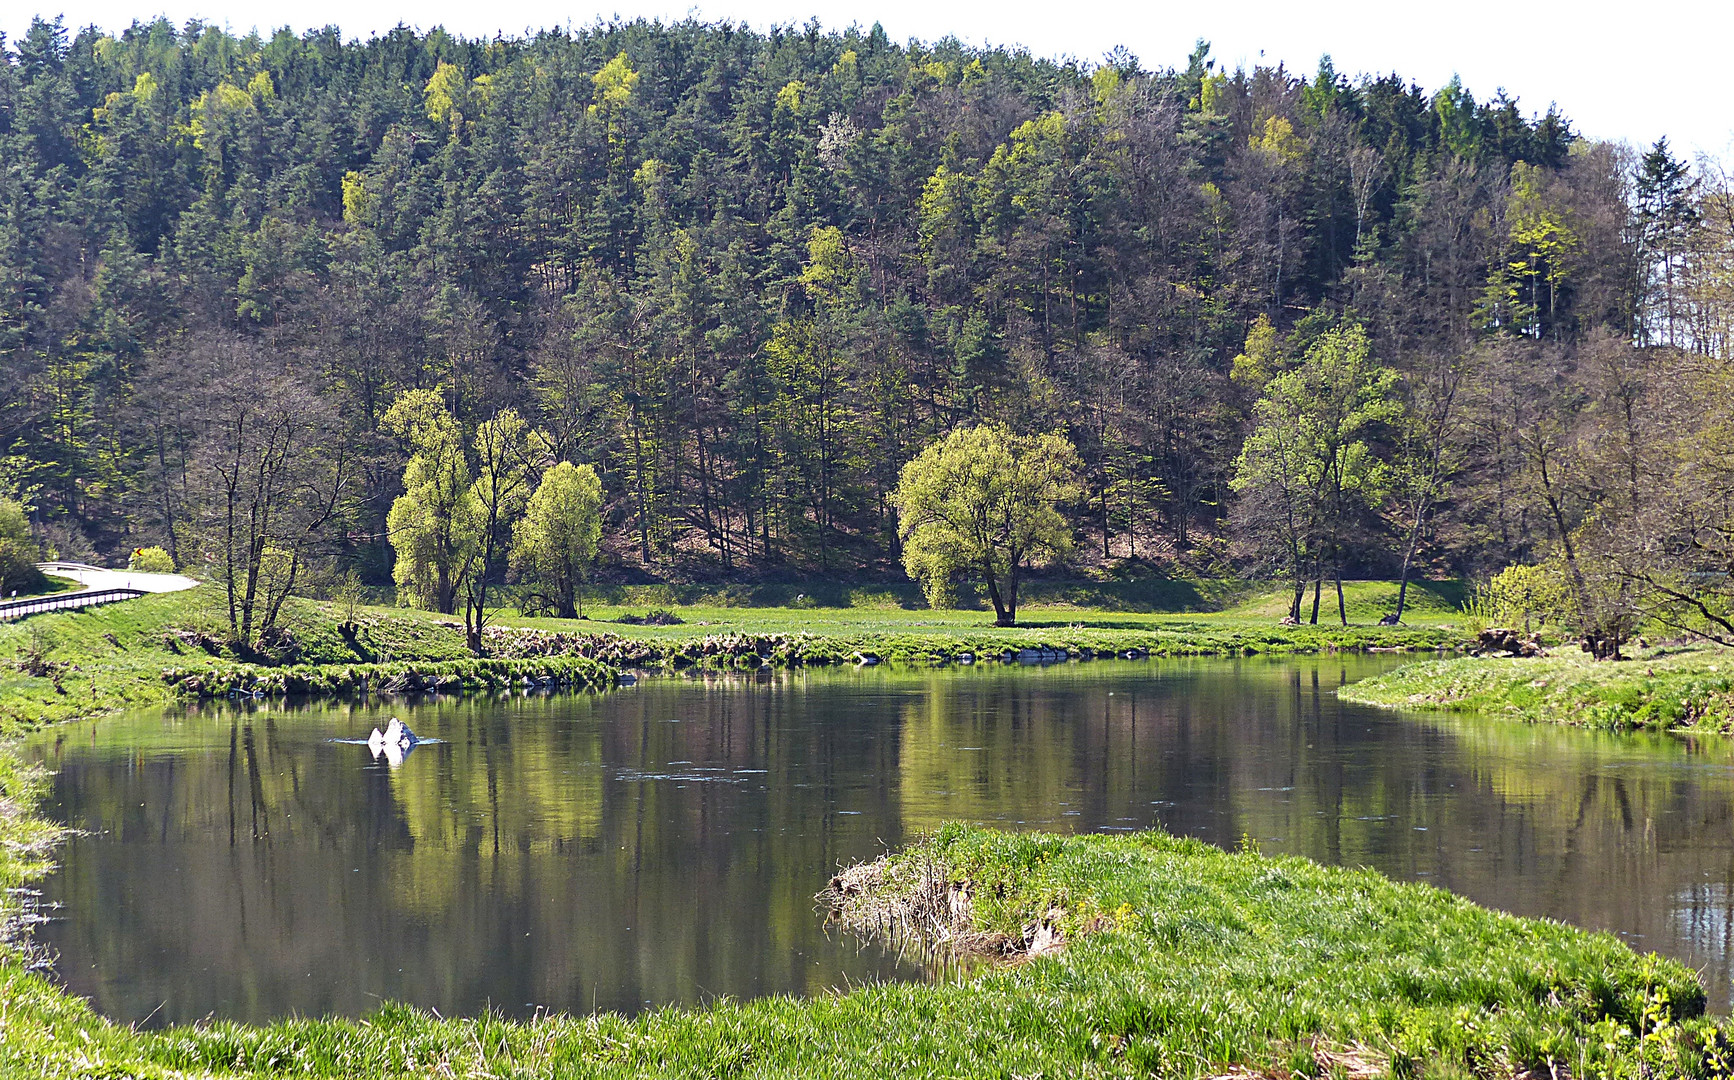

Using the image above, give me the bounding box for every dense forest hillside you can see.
[1,16,1730,636]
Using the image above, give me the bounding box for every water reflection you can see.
[28,657,1734,1024]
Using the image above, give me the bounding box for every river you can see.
[27,656,1734,1024]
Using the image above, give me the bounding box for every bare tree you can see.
[189,338,351,650]
[1387,351,1465,622]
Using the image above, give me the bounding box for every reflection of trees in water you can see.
[35,687,917,1023]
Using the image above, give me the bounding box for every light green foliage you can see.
[892,425,1082,625]
[1480,162,1580,336]
[1466,560,1573,635]
[467,410,532,539]
[0,499,41,597]
[1249,114,1303,163]
[127,545,175,573]
[1231,324,1399,609]
[590,51,639,113]
[340,170,370,226]
[382,390,478,614]
[422,61,467,124]
[513,462,603,619]
[797,225,852,299]
[1228,313,1283,388]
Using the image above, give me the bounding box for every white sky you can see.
[7,0,1732,159]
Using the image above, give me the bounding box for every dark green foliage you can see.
[160,653,615,697]
[0,16,1617,585]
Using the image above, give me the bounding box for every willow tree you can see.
[382,390,477,614]
[0,498,42,597]
[892,424,1081,626]
[460,409,534,652]
[513,461,604,619]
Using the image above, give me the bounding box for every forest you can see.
[2,14,1732,650]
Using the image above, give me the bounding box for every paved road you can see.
[40,563,200,596]
[0,563,200,620]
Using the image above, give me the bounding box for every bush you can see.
[0,498,44,597]
[1464,560,1571,636]
[128,546,177,573]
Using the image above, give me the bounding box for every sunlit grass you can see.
[1340,643,1734,732]
[0,580,1467,731]
[0,824,1721,1077]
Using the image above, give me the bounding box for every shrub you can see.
[128,546,177,573]
[0,499,46,598]
[1465,560,1571,636]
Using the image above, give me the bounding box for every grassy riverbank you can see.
[0,579,1467,732]
[0,824,1724,1077]
[1339,644,1734,733]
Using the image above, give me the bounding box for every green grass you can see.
[0,824,1724,1078]
[4,574,80,601]
[546,576,1255,613]
[0,587,479,732]
[555,576,1467,622]
[1339,644,1734,732]
[0,580,1467,729]
[505,578,1468,667]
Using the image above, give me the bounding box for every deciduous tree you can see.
[513,461,604,619]
[382,390,477,615]
[892,424,1081,626]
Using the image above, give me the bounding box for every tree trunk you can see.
[1335,560,1347,627]
[985,574,1010,627]
[1100,481,1111,559]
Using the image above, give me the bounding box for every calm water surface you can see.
[28,656,1734,1023]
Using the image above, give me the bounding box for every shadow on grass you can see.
[569,578,1250,614]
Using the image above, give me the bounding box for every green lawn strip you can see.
[0,826,1722,1078]
[1338,645,1734,733]
[0,583,1465,723]
[2,575,80,601]
[559,577,1470,623]
[499,619,1458,670]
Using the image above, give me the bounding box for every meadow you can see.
[0,578,1468,731]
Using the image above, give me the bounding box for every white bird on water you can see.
[366,717,418,766]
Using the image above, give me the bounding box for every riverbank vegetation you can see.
[1341,643,1734,733]
[5,15,1733,1073]
[1,578,1463,729]
[1,823,1727,1077]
